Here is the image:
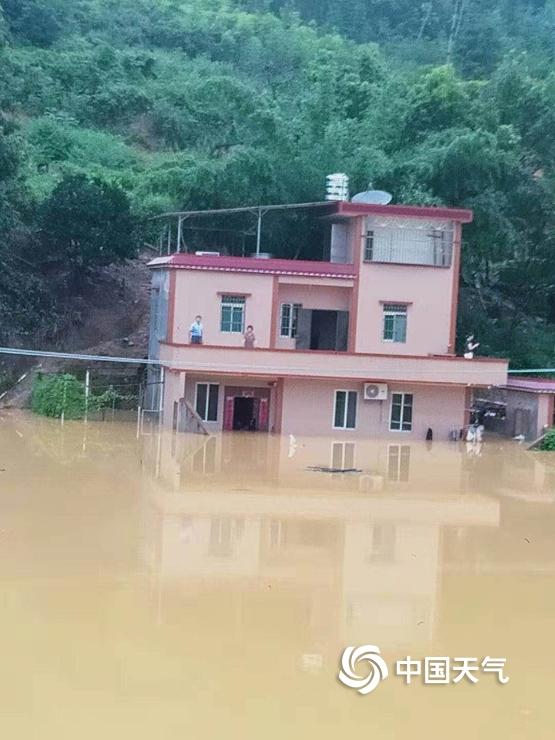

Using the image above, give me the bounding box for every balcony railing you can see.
[159,342,508,387]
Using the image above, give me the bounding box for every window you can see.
[383,303,407,343]
[364,229,374,262]
[280,303,302,338]
[331,441,355,470]
[267,519,287,549]
[209,517,245,558]
[390,393,413,432]
[387,445,411,481]
[220,295,245,333]
[368,524,396,563]
[334,390,357,430]
[195,383,219,422]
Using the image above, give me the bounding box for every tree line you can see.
[0,0,554,366]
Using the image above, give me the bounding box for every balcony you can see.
[159,342,508,387]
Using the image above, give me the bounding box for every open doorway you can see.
[224,386,271,432]
[233,397,256,431]
[296,309,349,351]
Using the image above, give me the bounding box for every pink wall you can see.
[182,373,279,433]
[172,270,274,347]
[355,263,455,356]
[352,214,457,356]
[159,343,508,387]
[280,378,466,441]
[164,370,467,440]
[276,281,352,349]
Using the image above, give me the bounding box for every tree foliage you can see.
[0,0,554,365]
[31,372,132,419]
[40,174,137,283]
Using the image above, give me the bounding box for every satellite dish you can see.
[352,190,393,205]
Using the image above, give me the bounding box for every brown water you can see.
[1,412,554,739]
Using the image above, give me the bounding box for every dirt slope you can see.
[0,251,154,408]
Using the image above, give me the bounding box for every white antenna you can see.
[326,173,349,202]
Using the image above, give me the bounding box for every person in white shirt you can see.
[464,334,479,359]
[189,315,203,344]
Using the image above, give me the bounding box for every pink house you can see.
[147,200,508,439]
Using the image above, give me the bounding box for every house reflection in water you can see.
[140,431,500,657]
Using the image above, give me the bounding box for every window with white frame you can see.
[220,295,245,333]
[368,523,396,563]
[331,441,355,469]
[387,444,411,481]
[195,382,219,422]
[333,390,357,430]
[280,302,302,338]
[383,303,407,343]
[209,517,245,558]
[390,392,413,432]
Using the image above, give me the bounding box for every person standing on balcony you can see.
[189,315,203,344]
[464,334,480,359]
[244,325,256,349]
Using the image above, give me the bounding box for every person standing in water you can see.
[189,315,203,344]
[244,325,256,349]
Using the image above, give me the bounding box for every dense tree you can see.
[40,174,137,286]
[0,0,553,366]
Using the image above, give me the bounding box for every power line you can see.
[0,347,155,365]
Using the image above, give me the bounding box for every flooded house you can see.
[147,188,508,440]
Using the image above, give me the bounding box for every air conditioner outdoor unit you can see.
[363,383,388,401]
[195,251,221,256]
[359,474,384,493]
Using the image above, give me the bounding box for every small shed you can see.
[475,377,555,441]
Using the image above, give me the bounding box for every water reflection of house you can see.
[141,432,500,654]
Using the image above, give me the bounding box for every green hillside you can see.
[1,0,555,366]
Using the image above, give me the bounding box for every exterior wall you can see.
[148,269,169,360]
[161,369,185,427]
[181,373,279,434]
[159,342,508,387]
[172,270,274,347]
[275,281,352,349]
[162,372,466,440]
[280,378,466,441]
[354,216,458,356]
[537,394,553,432]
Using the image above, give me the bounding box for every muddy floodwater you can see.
[1,412,554,739]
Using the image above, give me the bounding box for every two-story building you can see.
[147,200,508,440]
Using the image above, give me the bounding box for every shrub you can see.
[539,428,555,451]
[31,373,132,419]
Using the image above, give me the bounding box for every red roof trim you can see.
[148,254,357,279]
[334,201,474,223]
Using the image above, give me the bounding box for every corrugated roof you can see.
[506,377,555,394]
[148,254,357,279]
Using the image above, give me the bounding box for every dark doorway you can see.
[296,309,349,351]
[233,397,256,431]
